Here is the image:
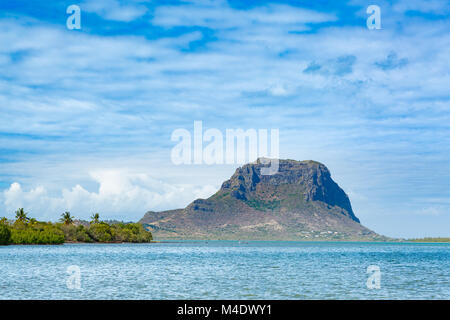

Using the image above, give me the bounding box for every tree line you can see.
[0,209,153,245]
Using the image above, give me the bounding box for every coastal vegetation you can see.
[0,209,153,245]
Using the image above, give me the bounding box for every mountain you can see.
[139,159,384,240]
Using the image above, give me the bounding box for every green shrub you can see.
[10,222,65,245]
[111,225,134,242]
[87,223,112,242]
[110,223,153,243]
[75,225,93,242]
[0,223,11,245]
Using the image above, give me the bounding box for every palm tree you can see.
[60,211,74,225]
[91,213,100,224]
[15,208,29,223]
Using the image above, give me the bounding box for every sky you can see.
[0,0,449,238]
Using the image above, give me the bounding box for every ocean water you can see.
[0,241,449,300]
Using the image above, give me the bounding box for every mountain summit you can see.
[140,159,382,240]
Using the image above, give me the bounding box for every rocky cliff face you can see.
[140,159,382,240]
[220,159,359,222]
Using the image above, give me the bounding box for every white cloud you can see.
[268,83,289,96]
[82,0,148,22]
[1,169,218,221]
[152,2,336,29]
[392,0,450,14]
[414,206,447,216]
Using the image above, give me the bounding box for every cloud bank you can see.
[1,169,217,221]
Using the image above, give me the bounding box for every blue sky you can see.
[0,0,449,238]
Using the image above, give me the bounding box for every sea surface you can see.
[0,241,449,299]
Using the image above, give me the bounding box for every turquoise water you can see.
[0,241,449,299]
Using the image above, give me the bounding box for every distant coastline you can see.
[1,209,448,246]
[147,238,450,243]
[407,237,450,243]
